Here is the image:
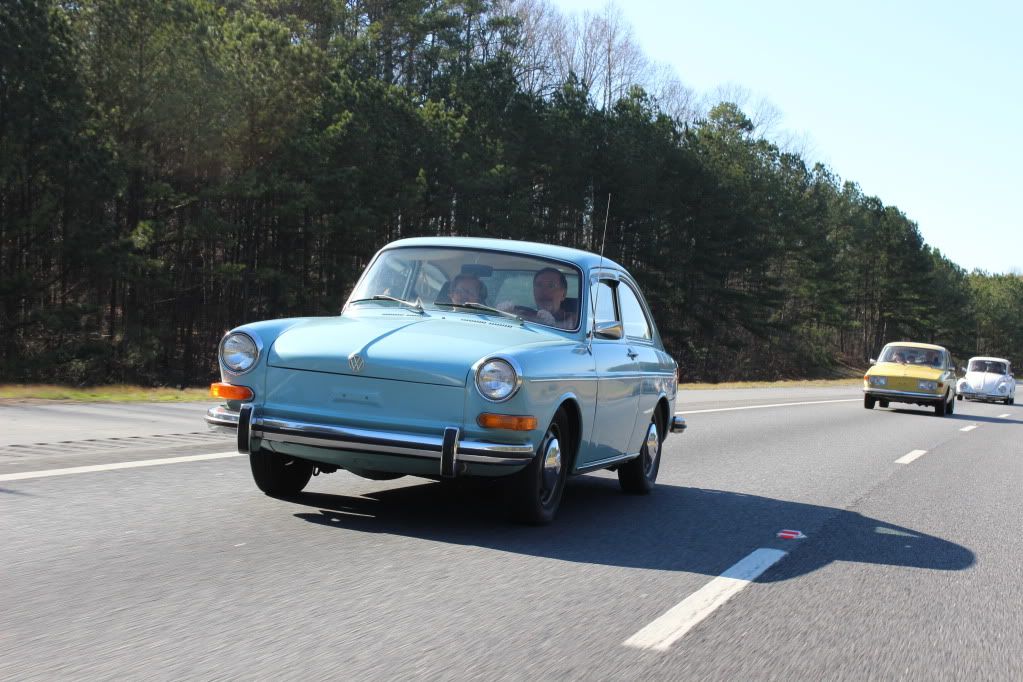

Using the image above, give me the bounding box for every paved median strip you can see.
[623,548,788,652]
[894,449,928,465]
[0,452,242,482]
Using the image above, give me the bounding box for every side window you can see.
[591,280,618,326]
[618,284,652,340]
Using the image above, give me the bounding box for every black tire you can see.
[934,392,948,416]
[947,394,955,414]
[879,399,890,408]
[250,449,314,497]
[508,409,569,525]
[864,395,876,409]
[956,394,963,401]
[618,412,662,494]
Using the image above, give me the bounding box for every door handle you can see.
[627,349,638,360]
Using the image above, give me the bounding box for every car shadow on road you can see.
[882,408,1018,424]
[287,476,974,581]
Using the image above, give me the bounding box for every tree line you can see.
[2,0,1021,386]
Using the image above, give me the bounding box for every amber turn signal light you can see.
[210,382,253,401]
[477,413,538,431]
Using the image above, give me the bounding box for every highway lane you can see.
[1,389,1020,679]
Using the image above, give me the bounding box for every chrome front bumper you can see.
[206,405,536,474]
[958,389,1008,401]
[864,388,942,401]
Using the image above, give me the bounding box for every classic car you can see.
[956,356,1015,404]
[863,341,957,416]
[206,237,685,524]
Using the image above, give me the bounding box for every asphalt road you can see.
[1,387,1021,680]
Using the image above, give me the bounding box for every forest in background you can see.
[2,0,1022,386]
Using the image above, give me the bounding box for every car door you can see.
[578,276,641,466]
[616,279,667,449]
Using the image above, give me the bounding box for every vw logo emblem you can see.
[348,353,365,373]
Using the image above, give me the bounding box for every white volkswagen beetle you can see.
[956,356,1016,405]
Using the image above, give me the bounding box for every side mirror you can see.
[593,320,624,340]
[868,358,877,365]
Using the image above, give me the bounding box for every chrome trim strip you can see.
[529,373,675,383]
[574,451,640,474]
[864,388,942,399]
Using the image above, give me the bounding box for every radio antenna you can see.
[588,193,611,352]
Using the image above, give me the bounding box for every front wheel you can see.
[864,395,876,409]
[250,449,314,497]
[618,415,662,494]
[934,392,949,417]
[507,410,569,525]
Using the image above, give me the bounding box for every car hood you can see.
[868,362,944,380]
[267,311,564,386]
[961,371,1009,392]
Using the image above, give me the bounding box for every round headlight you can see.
[221,333,258,374]
[476,358,519,402]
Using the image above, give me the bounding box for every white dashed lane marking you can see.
[0,452,242,482]
[997,413,1010,418]
[623,548,788,652]
[895,449,928,464]
[960,425,978,432]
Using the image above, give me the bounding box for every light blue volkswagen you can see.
[206,237,685,523]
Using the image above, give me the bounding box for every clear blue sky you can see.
[550,0,1022,274]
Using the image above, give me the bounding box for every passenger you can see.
[449,273,485,305]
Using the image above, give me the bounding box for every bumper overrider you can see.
[206,405,536,478]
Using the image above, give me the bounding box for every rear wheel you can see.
[250,449,314,497]
[508,409,569,525]
[864,395,876,409]
[618,414,662,494]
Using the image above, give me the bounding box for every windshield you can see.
[968,360,1006,374]
[879,345,943,367]
[348,246,583,330]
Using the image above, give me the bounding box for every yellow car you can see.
[863,342,957,416]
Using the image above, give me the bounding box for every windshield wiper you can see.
[349,295,425,315]
[446,302,523,322]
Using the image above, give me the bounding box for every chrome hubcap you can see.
[643,422,659,476]
[541,436,562,502]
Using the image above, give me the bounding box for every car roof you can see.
[883,341,948,351]
[967,356,1010,363]
[381,236,627,273]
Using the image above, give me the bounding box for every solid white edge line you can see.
[623,548,787,652]
[894,449,928,465]
[0,451,242,482]
[960,425,978,432]
[681,398,859,415]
